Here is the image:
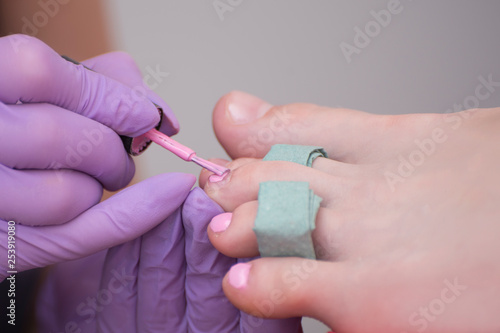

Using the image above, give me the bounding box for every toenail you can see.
[210,212,232,233]
[227,91,273,124]
[228,263,251,289]
[208,169,230,184]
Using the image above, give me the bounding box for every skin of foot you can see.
[200,91,500,333]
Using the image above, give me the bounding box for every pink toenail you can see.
[209,170,230,183]
[228,263,251,289]
[210,213,232,233]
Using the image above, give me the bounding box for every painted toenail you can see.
[228,263,251,289]
[209,169,230,184]
[210,212,232,233]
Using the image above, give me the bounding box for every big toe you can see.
[213,91,383,163]
[212,91,443,164]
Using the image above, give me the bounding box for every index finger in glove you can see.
[82,52,179,137]
[0,35,159,136]
[0,173,196,278]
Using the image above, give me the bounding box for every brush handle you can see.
[145,129,195,161]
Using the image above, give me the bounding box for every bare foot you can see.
[201,91,500,332]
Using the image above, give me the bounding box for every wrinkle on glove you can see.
[183,188,240,332]
[97,208,187,333]
[36,251,106,332]
[136,208,187,332]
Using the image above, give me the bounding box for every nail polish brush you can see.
[143,129,229,176]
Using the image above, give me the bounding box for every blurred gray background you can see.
[104,1,500,331]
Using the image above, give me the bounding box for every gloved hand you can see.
[36,188,302,333]
[0,34,182,281]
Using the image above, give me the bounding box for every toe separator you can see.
[254,144,327,259]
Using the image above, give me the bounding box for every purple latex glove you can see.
[0,34,182,281]
[36,188,301,332]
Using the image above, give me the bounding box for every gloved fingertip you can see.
[161,173,197,196]
[148,94,180,136]
[153,173,196,215]
[128,100,162,137]
[160,104,180,135]
[158,111,180,137]
[77,68,162,137]
[102,155,136,192]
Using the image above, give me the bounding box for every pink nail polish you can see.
[210,213,232,233]
[144,129,229,176]
[228,263,251,289]
[209,169,230,183]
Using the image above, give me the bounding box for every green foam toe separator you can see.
[254,144,327,259]
[263,144,327,166]
[254,182,321,259]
